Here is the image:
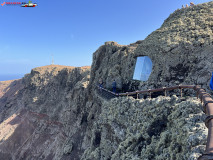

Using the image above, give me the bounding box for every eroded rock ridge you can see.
[0,1,212,160]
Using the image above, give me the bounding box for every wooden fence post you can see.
[149,90,151,99]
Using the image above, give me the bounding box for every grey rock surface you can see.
[0,65,92,160]
[82,96,207,160]
[0,1,212,160]
[134,2,213,94]
[90,1,213,95]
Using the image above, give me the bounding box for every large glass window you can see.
[133,56,152,81]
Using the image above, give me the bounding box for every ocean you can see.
[0,74,24,81]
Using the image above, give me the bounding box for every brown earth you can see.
[0,109,66,160]
[0,64,91,159]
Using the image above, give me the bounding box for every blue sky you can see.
[0,0,211,77]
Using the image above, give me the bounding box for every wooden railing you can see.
[96,84,213,159]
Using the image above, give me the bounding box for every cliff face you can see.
[0,1,212,160]
[89,41,140,90]
[0,65,92,159]
[134,2,213,93]
[90,2,213,93]
[0,72,206,160]
[0,80,23,107]
[0,80,15,98]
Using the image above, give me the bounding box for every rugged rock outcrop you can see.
[134,2,213,93]
[90,2,213,94]
[0,65,92,159]
[1,71,206,160]
[82,96,206,160]
[0,1,212,160]
[90,41,139,90]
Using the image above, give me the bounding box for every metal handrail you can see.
[95,84,213,159]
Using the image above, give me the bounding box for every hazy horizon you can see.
[0,74,24,81]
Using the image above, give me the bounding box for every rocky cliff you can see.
[81,96,206,160]
[0,65,92,159]
[134,2,213,93]
[0,66,207,160]
[0,1,212,160]
[90,2,213,94]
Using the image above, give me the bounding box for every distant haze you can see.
[0,74,24,81]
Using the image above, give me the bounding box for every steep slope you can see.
[0,80,15,98]
[0,65,92,159]
[0,109,66,160]
[0,1,212,160]
[82,96,206,160]
[84,1,212,160]
[89,41,141,90]
[89,1,213,94]
[134,2,213,93]
[0,80,23,107]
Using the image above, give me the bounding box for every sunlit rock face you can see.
[0,63,206,160]
[134,2,213,93]
[0,79,23,108]
[89,41,140,90]
[90,2,213,94]
[0,1,212,160]
[0,65,92,160]
[0,109,66,160]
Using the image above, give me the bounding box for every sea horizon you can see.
[0,74,24,81]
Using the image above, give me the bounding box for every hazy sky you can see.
[0,0,211,76]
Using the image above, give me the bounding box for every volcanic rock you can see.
[0,1,212,160]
